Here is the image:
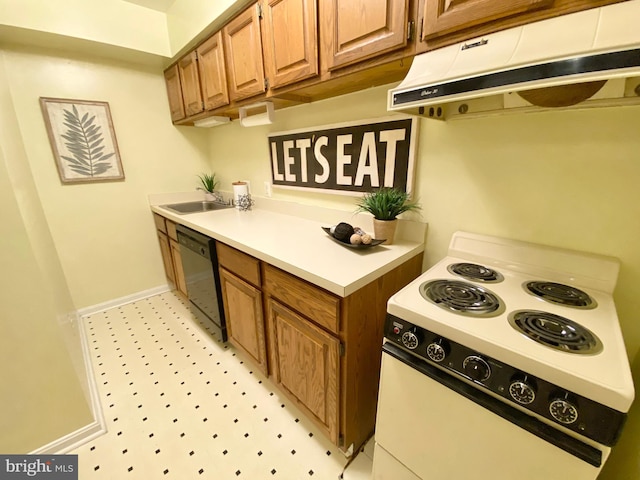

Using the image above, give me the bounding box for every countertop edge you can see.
[151,202,426,298]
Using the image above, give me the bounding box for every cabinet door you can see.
[220,268,268,374]
[261,0,318,89]
[269,299,340,444]
[163,65,186,122]
[197,31,230,110]
[321,0,409,71]
[178,51,204,116]
[223,3,267,101]
[169,238,188,297]
[157,231,176,285]
[422,0,554,40]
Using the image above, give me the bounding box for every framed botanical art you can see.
[40,97,125,184]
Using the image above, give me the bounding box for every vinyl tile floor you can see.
[72,291,374,480]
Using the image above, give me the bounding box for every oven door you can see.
[373,343,606,480]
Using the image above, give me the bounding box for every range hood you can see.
[389,0,640,120]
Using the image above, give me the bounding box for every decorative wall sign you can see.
[40,97,124,184]
[268,116,418,195]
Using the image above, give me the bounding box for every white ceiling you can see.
[121,0,176,12]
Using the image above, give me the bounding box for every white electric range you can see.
[373,231,634,480]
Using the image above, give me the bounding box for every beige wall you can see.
[0,51,93,453]
[206,85,640,479]
[3,44,211,308]
[165,0,247,56]
[207,85,640,359]
[0,0,170,56]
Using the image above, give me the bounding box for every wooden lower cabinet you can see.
[212,239,423,453]
[169,237,188,296]
[268,299,340,444]
[153,213,187,297]
[219,267,268,375]
[157,230,175,285]
[263,255,423,454]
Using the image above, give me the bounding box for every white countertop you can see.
[150,194,426,297]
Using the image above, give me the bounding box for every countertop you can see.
[150,193,426,297]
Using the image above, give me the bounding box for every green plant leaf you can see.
[355,187,421,220]
[60,106,115,177]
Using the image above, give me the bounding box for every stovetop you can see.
[387,232,634,413]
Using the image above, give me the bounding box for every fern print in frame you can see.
[40,98,125,184]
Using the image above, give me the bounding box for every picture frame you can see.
[39,97,125,184]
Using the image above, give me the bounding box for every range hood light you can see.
[193,116,231,128]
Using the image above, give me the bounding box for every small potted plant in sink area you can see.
[197,173,220,202]
[356,187,421,245]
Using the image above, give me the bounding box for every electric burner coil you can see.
[509,310,602,354]
[420,279,505,317]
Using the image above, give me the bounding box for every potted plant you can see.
[197,173,219,201]
[356,187,421,245]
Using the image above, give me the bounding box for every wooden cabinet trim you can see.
[166,219,178,241]
[153,213,167,233]
[217,242,261,287]
[263,264,340,334]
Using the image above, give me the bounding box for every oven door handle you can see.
[382,342,603,467]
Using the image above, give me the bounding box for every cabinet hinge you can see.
[407,20,415,41]
[338,434,344,447]
[339,343,345,357]
[264,77,270,90]
[419,19,424,43]
[257,2,263,18]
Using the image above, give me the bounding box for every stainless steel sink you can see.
[161,201,233,215]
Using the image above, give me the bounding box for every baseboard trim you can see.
[30,314,107,454]
[77,284,170,317]
[31,285,173,454]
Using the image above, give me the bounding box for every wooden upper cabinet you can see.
[196,31,230,110]
[422,0,555,40]
[178,51,204,116]
[320,0,410,71]
[223,3,267,102]
[164,65,186,122]
[261,0,319,89]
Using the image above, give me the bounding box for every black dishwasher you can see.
[175,224,227,342]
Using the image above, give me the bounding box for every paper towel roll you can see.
[233,181,249,209]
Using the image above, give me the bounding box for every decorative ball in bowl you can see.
[322,222,386,249]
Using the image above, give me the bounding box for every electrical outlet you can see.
[264,181,272,197]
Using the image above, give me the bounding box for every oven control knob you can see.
[549,397,579,425]
[426,339,450,363]
[509,377,537,405]
[401,329,420,350]
[463,355,491,382]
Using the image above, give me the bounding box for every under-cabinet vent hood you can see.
[389,0,640,120]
